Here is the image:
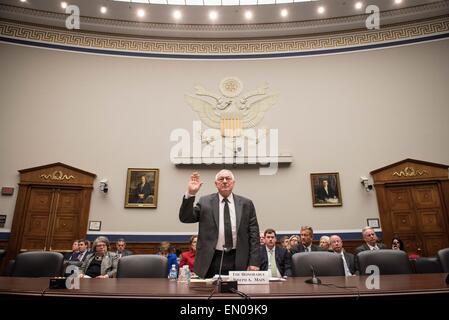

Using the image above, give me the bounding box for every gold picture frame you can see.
[310,172,342,207]
[125,168,159,208]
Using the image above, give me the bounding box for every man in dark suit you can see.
[64,240,80,261]
[316,179,337,203]
[135,175,151,203]
[77,239,90,262]
[354,227,388,273]
[354,226,387,253]
[291,226,320,254]
[115,238,133,258]
[179,170,260,279]
[259,228,292,277]
[330,235,357,275]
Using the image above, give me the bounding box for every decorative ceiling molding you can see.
[0,1,448,38]
[1,16,448,58]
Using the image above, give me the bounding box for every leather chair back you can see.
[413,257,442,273]
[117,254,168,278]
[12,251,64,277]
[291,252,345,277]
[437,248,449,272]
[357,250,412,275]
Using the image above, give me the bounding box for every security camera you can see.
[360,176,373,192]
[99,179,108,193]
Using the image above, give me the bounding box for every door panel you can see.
[391,211,416,232]
[422,234,449,257]
[416,209,445,233]
[412,185,440,209]
[387,188,412,211]
[21,188,55,250]
[49,189,82,251]
[386,183,448,256]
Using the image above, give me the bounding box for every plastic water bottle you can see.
[179,265,191,284]
[185,266,191,284]
[168,264,177,281]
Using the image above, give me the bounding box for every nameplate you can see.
[228,271,269,284]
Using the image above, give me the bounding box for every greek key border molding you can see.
[0,16,448,57]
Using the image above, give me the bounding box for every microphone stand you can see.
[216,246,238,293]
[305,265,322,285]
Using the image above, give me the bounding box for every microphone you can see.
[216,245,238,293]
[305,265,322,285]
[217,246,230,283]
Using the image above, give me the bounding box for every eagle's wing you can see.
[242,93,278,128]
[185,94,221,129]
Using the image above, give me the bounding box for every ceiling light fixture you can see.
[137,9,145,18]
[317,6,325,14]
[20,0,27,3]
[244,11,253,20]
[280,9,288,18]
[100,6,107,14]
[61,2,68,9]
[173,10,182,20]
[394,0,403,4]
[209,11,218,21]
[355,2,363,9]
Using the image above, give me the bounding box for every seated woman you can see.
[319,235,331,251]
[391,237,405,251]
[80,236,118,278]
[158,241,179,275]
[179,235,197,274]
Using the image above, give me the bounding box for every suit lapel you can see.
[234,194,242,232]
[212,193,219,228]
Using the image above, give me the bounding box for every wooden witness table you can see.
[0,274,448,316]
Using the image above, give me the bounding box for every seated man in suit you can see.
[291,226,320,254]
[77,239,90,262]
[330,235,356,276]
[316,179,338,203]
[355,226,387,253]
[259,228,292,277]
[64,240,80,261]
[115,238,133,258]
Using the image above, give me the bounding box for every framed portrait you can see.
[125,168,159,208]
[310,172,342,207]
[89,221,101,231]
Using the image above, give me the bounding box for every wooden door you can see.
[20,187,83,252]
[371,159,449,258]
[2,163,95,272]
[385,183,448,256]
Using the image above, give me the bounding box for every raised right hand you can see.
[187,171,203,195]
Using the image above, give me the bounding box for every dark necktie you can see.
[223,198,233,249]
